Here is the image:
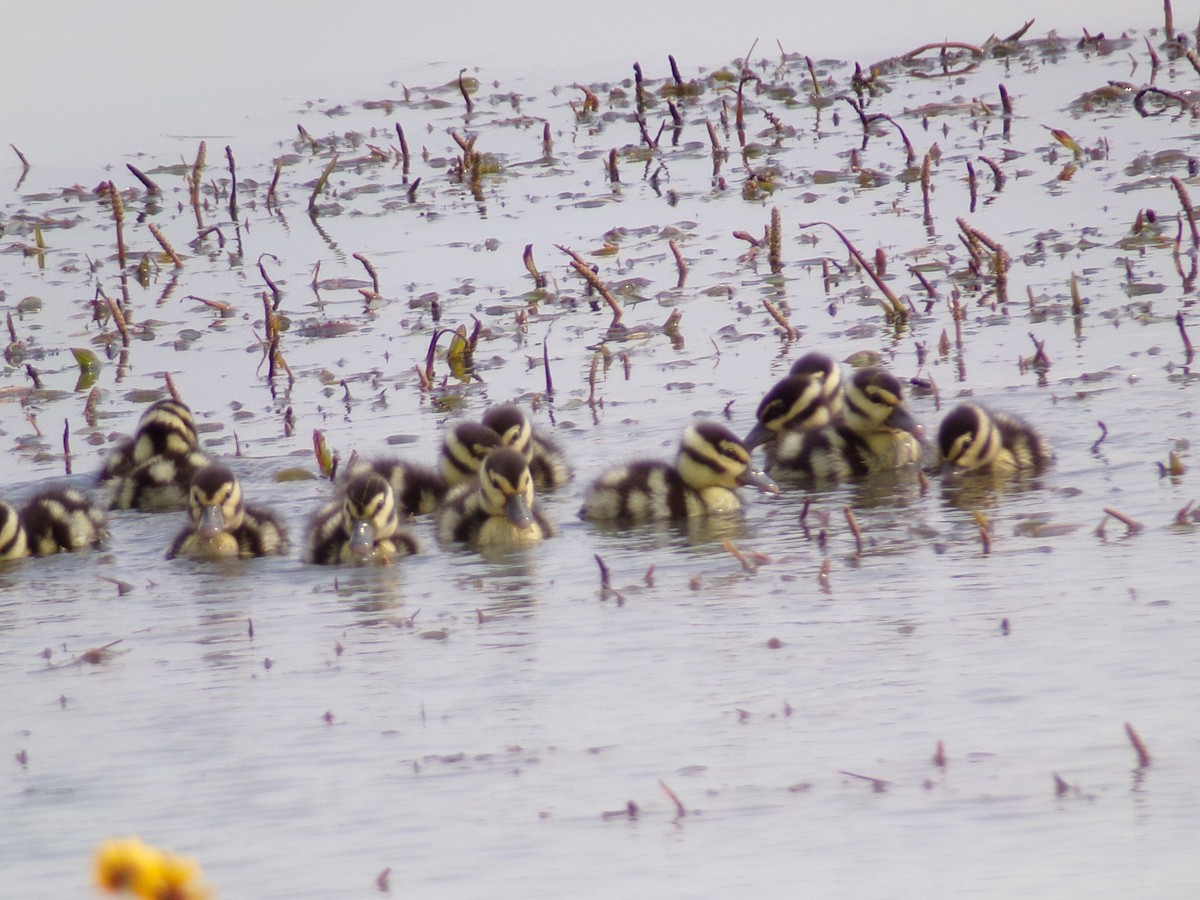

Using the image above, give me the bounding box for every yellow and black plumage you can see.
[101,398,211,511]
[938,403,1051,474]
[0,488,106,560]
[349,458,449,517]
[166,464,287,561]
[789,351,844,417]
[439,421,504,488]
[436,447,554,549]
[747,367,923,481]
[580,421,778,523]
[480,403,571,492]
[304,472,419,565]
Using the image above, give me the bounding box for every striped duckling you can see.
[166,464,287,561]
[938,403,1051,474]
[102,398,211,511]
[789,351,844,418]
[746,367,923,481]
[0,488,106,560]
[481,403,571,491]
[349,422,503,518]
[580,422,778,523]
[436,447,554,550]
[304,472,419,565]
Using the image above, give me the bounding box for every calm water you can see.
[3,2,1200,897]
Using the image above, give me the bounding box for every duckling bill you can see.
[167,464,287,561]
[580,422,778,523]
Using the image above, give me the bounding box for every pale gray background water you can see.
[2,1,1199,897]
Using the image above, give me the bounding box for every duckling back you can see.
[100,398,199,482]
[481,403,571,491]
[350,457,447,516]
[108,449,211,511]
[938,403,1050,473]
[0,489,106,559]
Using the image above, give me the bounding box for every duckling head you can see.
[681,422,779,494]
[0,500,28,560]
[133,398,198,463]
[342,473,398,559]
[188,464,246,538]
[481,404,534,461]
[938,403,1000,471]
[744,373,830,450]
[842,368,922,438]
[478,447,536,528]
[440,422,503,486]
[789,352,844,416]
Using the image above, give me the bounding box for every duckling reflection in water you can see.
[480,403,571,491]
[305,473,419,565]
[166,464,287,561]
[101,398,212,511]
[0,488,106,560]
[580,422,778,523]
[744,367,923,481]
[437,447,554,550]
[938,403,1052,474]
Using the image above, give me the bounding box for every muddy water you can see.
[3,6,1200,898]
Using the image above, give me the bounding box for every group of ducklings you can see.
[0,354,1049,565]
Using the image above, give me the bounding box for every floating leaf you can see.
[71,347,102,369]
[312,429,334,477]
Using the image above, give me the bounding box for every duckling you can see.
[581,422,778,523]
[749,367,923,481]
[439,421,504,488]
[99,398,199,482]
[789,351,844,417]
[436,447,554,549]
[0,488,106,560]
[107,447,212,511]
[166,464,287,560]
[349,458,450,517]
[481,403,571,491]
[938,403,1051,474]
[304,472,419,565]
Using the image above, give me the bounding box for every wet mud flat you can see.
[3,14,1200,897]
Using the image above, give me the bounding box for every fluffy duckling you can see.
[436,447,554,549]
[580,422,778,523]
[166,464,287,561]
[101,398,212,511]
[0,488,106,560]
[304,472,419,565]
[439,421,504,488]
[748,367,923,481]
[349,458,449,517]
[481,403,571,491]
[789,352,844,417]
[938,403,1051,474]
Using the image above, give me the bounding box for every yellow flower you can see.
[93,837,157,893]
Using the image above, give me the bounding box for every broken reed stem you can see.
[1170,176,1200,247]
[1177,311,1195,360]
[978,155,1005,191]
[721,539,756,571]
[395,122,411,175]
[607,148,620,183]
[921,151,933,226]
[99,288,129,347]
[1102,507,1143,534]
[83,387,100,427]
[164,372,182,404]
[108,181,127,271]
[308,154,339,214]
[225,144,238,220]
[353,253,380,295]
[586,350,601,407]
[1164,0,1175,38]
[523,244,547,288]
[594,554,611,597]
[658,779,687,818]
[458,68,474,115]
[267,160,283,209]
[768,206,782,273]
[763,299,798,340]
[148,223,184,268]
[125,163,159,194]
[798,220,907,319]
[62,418,72,475]
[543,338,554,396]
[843,506,863,556]
[669,239,688,288]
[190,140,206,228]
[258,254,282,309]
[541,121,553,156]
[10,144,30,168]
[556,245,623,326]
[1125,722,1152,767]
[805,55,822,96]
